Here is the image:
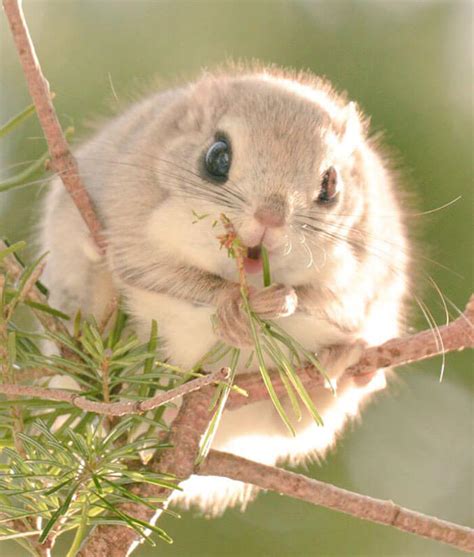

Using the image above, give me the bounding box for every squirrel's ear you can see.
[340,102,363,144]
[168,94,204,134]
[174,78,227,133]
[332,101,366,158]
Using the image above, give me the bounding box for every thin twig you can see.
[0,368,229,416]
[218,213,249,295]
[346,294,473,378]
[199,450,474,553]
[2,0,105,253]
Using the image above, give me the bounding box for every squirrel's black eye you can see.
[317,166,339,204]
[205,139,231,181]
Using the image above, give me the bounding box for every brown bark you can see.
[2,296,472,416]
[0,368,228,416]
[79,385,216,557]
[3,0,104,253]
[228,294,474,410]
[199,450,474,553]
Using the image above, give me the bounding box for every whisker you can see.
[295,213,462,278]
[77,152,246,209]
[278,227,294,257]
[298,217,451,375]
[426,275,452,382]
[403,196,462,217]
[300,240,314,269]
[443,296,474,328]
[414,293,446,380]
[283,238,292,257]
[83,139,248,207]
[295,194,462,220]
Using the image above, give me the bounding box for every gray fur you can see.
[41,66,409,513]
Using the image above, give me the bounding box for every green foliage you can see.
[261,246,271,288]
[196,347,240,465]
[0,242,185,555]
[0,104,36,139]
[240,291,331,435]
[0,103,74,193]
[218,219,331,436]
[0,420,175,552]
[0,104,48,194]
[0,152,50,194]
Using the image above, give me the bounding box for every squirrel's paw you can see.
[318,340,367,384]
[248,284,297,320]
[214,284,298,348]
[215,287,253,347]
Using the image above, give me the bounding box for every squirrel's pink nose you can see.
[254,207,285,228]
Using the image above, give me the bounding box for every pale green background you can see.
[0,1,472,556]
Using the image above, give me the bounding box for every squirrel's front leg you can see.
[117,259,298,348]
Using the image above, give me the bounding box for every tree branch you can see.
[227,294,474,410]
[73,296,473,557]
[2,0,105,253]
[1,295,472,417]
[0,368,229,416]
[198,450,474,553]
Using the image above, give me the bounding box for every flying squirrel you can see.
[41,65,410,514]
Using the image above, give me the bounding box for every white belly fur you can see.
[126,286,386,514]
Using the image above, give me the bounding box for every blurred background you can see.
[0,1,472,556]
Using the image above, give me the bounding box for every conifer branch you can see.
[1,298,470,415]
[73,296,473,557]
[198,450,474,553]
[79,386,217,557]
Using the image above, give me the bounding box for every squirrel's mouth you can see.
[243,244,263,274]
[246,245,262,260]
